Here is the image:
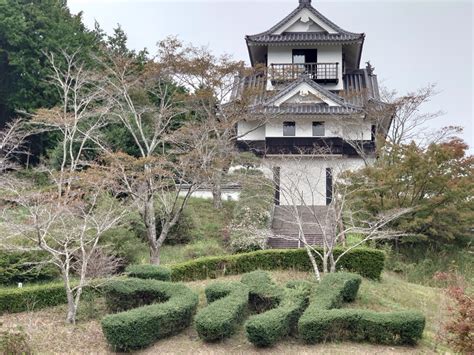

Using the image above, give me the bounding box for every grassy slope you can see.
[0,271,451,354]
[153,198,235,265]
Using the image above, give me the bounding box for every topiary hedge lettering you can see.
[298,272,425,345]
[125,264,171,281]
[243,271,311,347]
[170,247,384,281]
[101,278,198,351]
[241,270,283,312]
[194,281,249,342]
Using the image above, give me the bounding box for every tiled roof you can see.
[265,76,355,107]
[261,104,361,115]
[246,2,364,45]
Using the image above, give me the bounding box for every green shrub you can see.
[300,309,425,345]
[101,225,149,267]
[0,251,59,285]
[241,270,283,312]
[170,247,384,281]
[241,270,311,347]
[125,264,171,281]
[157,207,195,245]
[101,278,198,351]
[298,272,425,345]
[195,281,249,342]
[0,281,98,314]
[0,282,67,314]
[229,176,273,252]
[245,287,308,347]
[309,272,362,310]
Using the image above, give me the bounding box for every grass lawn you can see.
[135,198,236,265]
[0,271,452,354]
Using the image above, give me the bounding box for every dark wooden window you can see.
[283,121,295,136]
[292,49,317,64]
[312,121,325,136]
[273,167,280,206]
[326,168,333,205]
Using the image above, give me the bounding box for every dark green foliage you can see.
[241,270,283,312]
[241,270,311,347]
[300,309,425,345]
[100,214,149,268]
[0,251,59,285]
[157,208,195,245]
[245,287,308,347]
[0,281,94,314]
[298,272,425,345]
[194,282,249,342]
[101,278,198,351]
[309,272,362,310]
[0,0,98,121]
[125,265,171,281]
[170,247,385,281]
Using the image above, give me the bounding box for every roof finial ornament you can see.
[366,61,375,75]
[299,0,311,5]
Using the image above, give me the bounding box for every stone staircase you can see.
[268,205,335,249]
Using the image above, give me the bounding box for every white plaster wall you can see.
[179,189,240,201]
[265,116,371,140]
[267,45,343,90]
[237,121,265,140]
[263,156,368,206]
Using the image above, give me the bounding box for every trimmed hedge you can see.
[101,278,198,351]
[243,271,311,347]
[0,282,67,314]
[170,247,384,281]
[0,281,98,314]
[195,282,249,342]
[241,270,283,312]
[125,264,171,281]
[300,309,425,345]
[298,272,425,345]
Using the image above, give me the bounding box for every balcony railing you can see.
[269,63,339,84]
[237,138,375,156]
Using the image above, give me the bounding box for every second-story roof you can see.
[246,0,365,46]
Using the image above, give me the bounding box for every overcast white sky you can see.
[68,0,473,150]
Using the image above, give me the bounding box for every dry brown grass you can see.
[0,271,447,354]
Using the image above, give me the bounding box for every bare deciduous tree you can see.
[0,50,124,324]
[158,37,270,208]
[99,50,208,264]
[0,119,30,172]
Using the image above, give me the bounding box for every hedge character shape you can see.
[195,281,249,341]
[125,264,171,281]
[242,271,312,347]
[298,272,426,345]
[101,278,198,351]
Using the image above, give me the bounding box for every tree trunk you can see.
[143,198,159,264]
[329,252,336,273]
[150,247,160,265]
[304,245,321,282]
[65,288,76,324]
[212,179,222,209]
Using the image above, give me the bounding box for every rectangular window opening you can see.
[312,121,325,137]
[326,168,333,205]
[283,121,295,136]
